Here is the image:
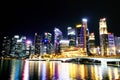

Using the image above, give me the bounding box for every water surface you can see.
[0,59,120,80]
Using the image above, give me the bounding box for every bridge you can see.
[27,56,120,66]
[53,56,120,66]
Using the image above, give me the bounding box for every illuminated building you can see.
[45,32,52,41]
[76,24,82,47]
[1,36,11,56]
[115,37,120,54]
[99,18,109,56]
[67,27,76,47]
[76,18,89,54]
[26,40,33,56]
[108,33,116,55]
[16,36,26,57]
[54,27,63,54]
[11,35,19,56]
[60,39,69,52]
[11,35,27,57]
[88,33,96,54]
[34,33,42,55]
[43,32,53,54]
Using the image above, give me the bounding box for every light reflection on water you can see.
[0,60,120,80]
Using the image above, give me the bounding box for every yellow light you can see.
[76,24,82,28]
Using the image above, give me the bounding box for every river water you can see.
[0,59,120,80]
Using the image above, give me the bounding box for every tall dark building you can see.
[76,24,82,47]
[1,36,11,56]
[34,33,42,55]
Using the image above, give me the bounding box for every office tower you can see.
[82,18,87,51]
[1,36,11,56]
[16,36,26,57]
[76,24,82,47]
[11,35,27,57]
[82,19,90,54]
[43,32,53,54]
[34,33,42,55]
[99,18,109,56]
[115,37,120,54]
[76,18,89,54]
[54,28,63,54]
[11,35,19,56]
[26,40,32,56]
[67,27,76,47]
[108,33,116,55]
[88,33,96,54]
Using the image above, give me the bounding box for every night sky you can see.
[1,0,120,46]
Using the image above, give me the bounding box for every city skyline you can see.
[0,1,120,79]
[1,17,120,57]
[1,17,119,46]
[1,1,120,48]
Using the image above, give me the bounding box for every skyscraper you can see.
[76,24,82,47]
[34,33,42,55]
[11,35,27,57]
[99,18,109,56]
[76,18,89,54]
[11,35,19,57]
[108,33,116,55]
[43,32,53,54]
[82,18,90,54]
[54,28,62,54]
[88,33,96,54]
[67,27,76,47]
[1,36,11,56]
[26,40,33,56]
[115,37,120,54]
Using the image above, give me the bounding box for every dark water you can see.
[0,59,120,80]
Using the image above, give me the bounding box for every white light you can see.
[22,36,26,39]
[4,37,7,39]
[44,46,47,49]
[17,39,22,42]
[82,18,87,22]
[14,35,19,38]
[67,27,72,30]
[60,40,69,44]
[118,50,120,53]
[68,31,75,35]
